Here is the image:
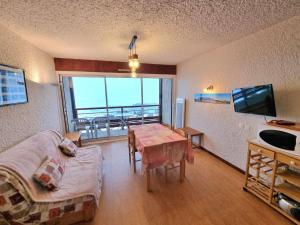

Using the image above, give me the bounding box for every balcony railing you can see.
[72,105,161,139]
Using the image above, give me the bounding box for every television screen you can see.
[232,84,276,117]
[0,64,28,107]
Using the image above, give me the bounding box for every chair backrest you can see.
[128,129,136,148]
[92,117,107,125]
[174,128,187,137]
[72,118,90,130]
[72,118,90,125]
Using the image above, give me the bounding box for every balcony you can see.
[71,105,160,140]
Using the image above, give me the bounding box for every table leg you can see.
[191,134,195,149]
[191,134,201,149]
[146,168,151,192]
[180,159,185,182]
[197,134,201,148]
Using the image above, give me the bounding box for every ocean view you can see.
[72,77,160,118]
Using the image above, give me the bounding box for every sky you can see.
[72,77,160,108]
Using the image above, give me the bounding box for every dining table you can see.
[130,123,194,191]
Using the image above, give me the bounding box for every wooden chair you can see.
[164,128,187,181]
[161,123,174,130]
[128,129,139,173]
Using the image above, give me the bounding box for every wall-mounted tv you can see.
[232,84,276,117]
[0,64,28,107]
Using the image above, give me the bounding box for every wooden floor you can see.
[81,140,292,225]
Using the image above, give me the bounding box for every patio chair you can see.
[108,115,123,130]
[71,118,92,139]
[91,117,108,138]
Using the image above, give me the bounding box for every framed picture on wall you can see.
[0,64,28,107]
[194,93,231,104]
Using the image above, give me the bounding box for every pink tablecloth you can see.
[131,124,194,170]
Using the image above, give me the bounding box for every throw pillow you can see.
[33,157,64,191]
[59,139,78,157]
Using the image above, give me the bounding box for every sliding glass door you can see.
[106,77,142,137]
[143,78,160,124]
[61,76,171,140]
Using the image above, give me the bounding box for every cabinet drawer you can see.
[249,143,275,159]
[276,153,300,169]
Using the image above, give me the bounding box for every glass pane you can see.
[106,77,142,136]
[72,77,106,109]
[62,77,74,132]
[71,77,108,139]
[143,78,160,105]
[161,78,173,125]
[143,78,160,124]
[106,77,142,107]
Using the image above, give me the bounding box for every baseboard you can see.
[199,147,245,174]
[83,136,127,145]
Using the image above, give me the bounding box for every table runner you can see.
[131,124,194,170]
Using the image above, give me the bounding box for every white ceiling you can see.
[0,0,299,64]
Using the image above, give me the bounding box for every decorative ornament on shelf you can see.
[128,35,140,78]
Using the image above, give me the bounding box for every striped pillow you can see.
[59,138,78,157]
[33,157,64,191]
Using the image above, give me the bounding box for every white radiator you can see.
[175,98,185,128]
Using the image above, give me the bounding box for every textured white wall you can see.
[0,24,63,151]
[176,16,300,170]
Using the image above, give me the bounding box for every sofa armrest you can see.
[0,172,32,224]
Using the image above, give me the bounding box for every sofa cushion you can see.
[33,157,64,191]
[0,131,102,206]
[59,139,78,157]
[53,146,103,205]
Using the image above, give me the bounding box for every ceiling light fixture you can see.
[128,35,139,77]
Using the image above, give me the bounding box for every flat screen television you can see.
[0,64,28,107]
[232,84,276,117]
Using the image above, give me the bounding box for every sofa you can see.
[0,130,103,225]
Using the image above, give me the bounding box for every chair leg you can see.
[91,128,94,138]
[165,166,168,183]
[180,159,185,182]
[86,129,90,139]
[128,146,131,164]
[95,128,98,138]
[146,168,151,192]
[133,151,136,173]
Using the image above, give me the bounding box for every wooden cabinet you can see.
[277,153,300,169]
[248,143,275,159]
[244,141,300,224]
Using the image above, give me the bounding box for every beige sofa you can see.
[0,130,103,225]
